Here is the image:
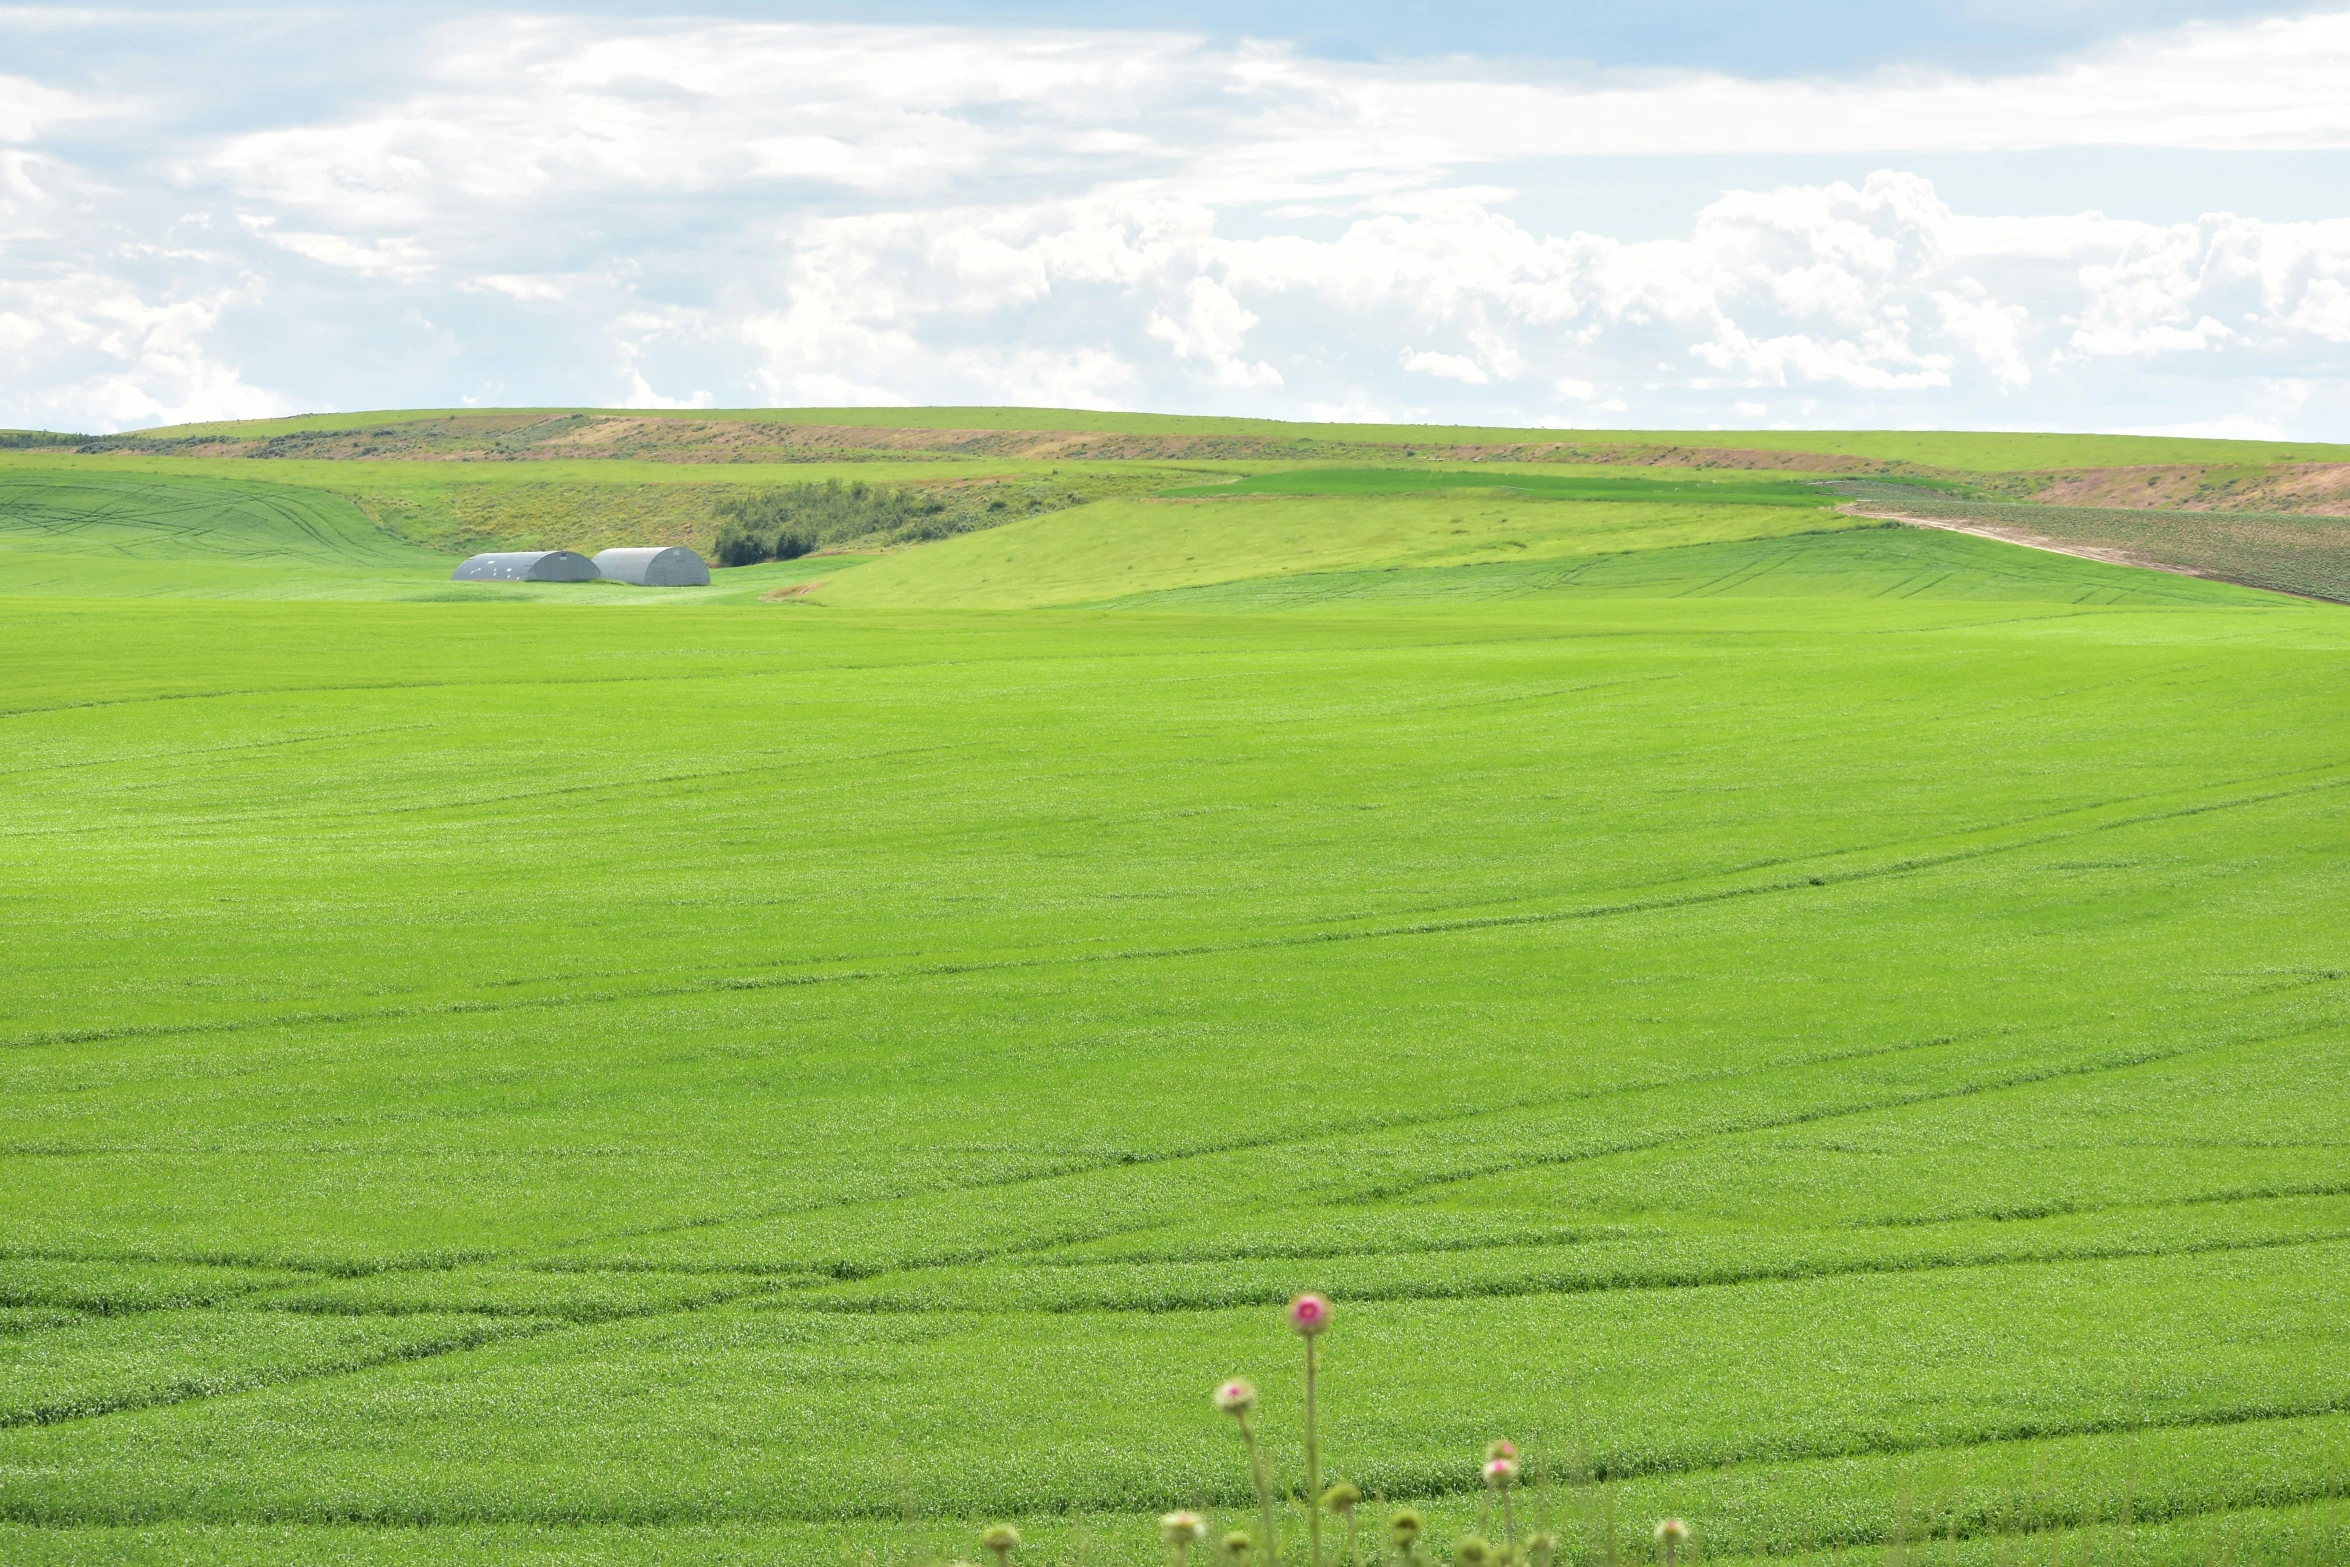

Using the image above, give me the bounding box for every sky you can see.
[5,2,2350,435]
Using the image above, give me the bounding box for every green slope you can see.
[0,470,442,565]
[1097,526,2260,611]
[0,468,847,603]
[807,495,1858,608]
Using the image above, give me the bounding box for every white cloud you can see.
[463,273,575,302]
[0,75,123,145]
[11,9,2350,430]
[239,215,435,281]
[1402,349,1489,384]
[1147,277,1282,386]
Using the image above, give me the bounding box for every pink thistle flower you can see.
[1485,1457,1520,1488]
[1287,1292,1332,1335]
[1214,1377,1258,1415]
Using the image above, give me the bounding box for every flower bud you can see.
[1322,1481,1363,1515]
[1214,1377,1258,1416]
[1221,1532,1255,1562]
[1287,1292,1331,1335]
[1390,1509,1426,1545]
[982,1525,1021,1555]
[1456,1535,1494,1567]
[1162,1512,1208,1547]
[1484,1457,1519,1488]
[1484,1440,1518,1463]
[1653,1520,1689,1547]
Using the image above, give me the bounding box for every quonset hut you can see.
[450,550,599,582]
[593,546,712,587]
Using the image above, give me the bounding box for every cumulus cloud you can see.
[8,8,2350,430]
[0,269,282,430]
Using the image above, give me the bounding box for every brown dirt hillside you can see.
[2033,463,2350,517]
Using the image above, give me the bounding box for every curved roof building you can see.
[451,550,599,582]
[593,546,712,587]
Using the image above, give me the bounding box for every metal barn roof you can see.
[451,550,599,582]
[593,546,712,587]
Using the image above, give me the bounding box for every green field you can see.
[3,418,2347,1566]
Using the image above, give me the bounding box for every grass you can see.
[1,431,2347,1563]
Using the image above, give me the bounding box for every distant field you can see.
[1156,468,1837,505]
[2,424,2347,1565]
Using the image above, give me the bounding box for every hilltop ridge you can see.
[58,405,2350,480]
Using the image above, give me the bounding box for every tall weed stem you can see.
[1241,1413,1279,1567]
[1289,1295,1331,1567]
[1305,1332,1323,1567]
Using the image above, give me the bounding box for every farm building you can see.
[593,546,711,586]
[451,550,599,582]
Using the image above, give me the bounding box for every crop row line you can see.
[7,1400,2346,1529]
[772,1227,2350,1316]
[15,746,2345,1060]
[14,1221,2345,1442]
[0,1317,557,1432]
[0,1004,2305,1288]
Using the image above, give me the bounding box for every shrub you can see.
[714,480,947,557]
[711,522,771,568]
[707,475,1113,558]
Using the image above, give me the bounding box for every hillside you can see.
[12,409,2350,608]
